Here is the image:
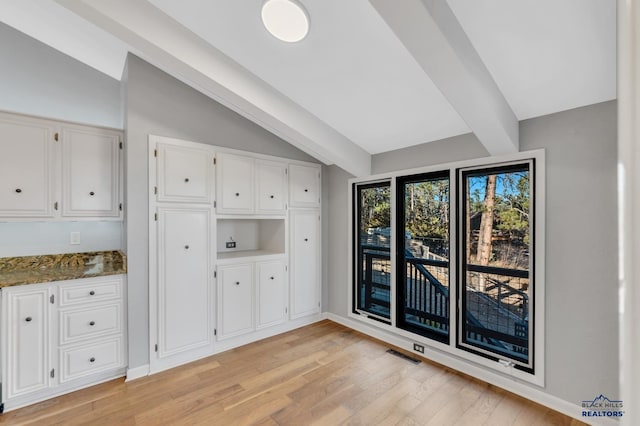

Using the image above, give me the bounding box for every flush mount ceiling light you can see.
[261,0,309,43]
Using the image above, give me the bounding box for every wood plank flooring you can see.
[0,320,585,425]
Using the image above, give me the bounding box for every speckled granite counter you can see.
[0,251,127,288]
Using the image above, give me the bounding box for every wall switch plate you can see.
[70,232,81,245]
[413,343,425,354]
[226,241,236,248]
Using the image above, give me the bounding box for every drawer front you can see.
[59,337,123,383]
[59,278,122,307]
[60,303,122,345]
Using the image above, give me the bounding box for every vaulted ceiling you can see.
[0,0,616,176]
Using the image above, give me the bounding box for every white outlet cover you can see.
[70,232,81,245]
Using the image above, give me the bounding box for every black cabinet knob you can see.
[89,357,96,363]
[184,245,189,249]
[89,290,95,296]
[304,238,309,242]
[270,195,274,199]
[270,276,274,280]
[89,191,95,196]
[235,281,240,285]
[15,188,22,193]
[304,189,309,192]
[89,321,95,326]
[25,316,32,322]
[184,178,190,182]
[235,192,240,196]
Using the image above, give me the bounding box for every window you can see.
[458,161,534,371]
[349,151,542,381]
[396,172,450,343]
[354,181,391,321]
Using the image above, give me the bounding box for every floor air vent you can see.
[386,349,421,364]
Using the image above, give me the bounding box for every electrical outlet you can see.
[70,232,81,245]
[226,241,236,248]
[413,343,424,354]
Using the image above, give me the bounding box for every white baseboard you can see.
[325,313,618,426]
[125,364,150,382]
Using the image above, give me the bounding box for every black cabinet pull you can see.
[304,189,309,192]
[304,238,309,242]
[235,192,240,197]
[89,191,95,196]
[184,245,190,249]
[15,188,22,193]
[235,281,240,285]
[270,276,274,280]
[184,178,189,182]
[25,316,32,322]
[270,195,274,199]
[89,290,95,296]
[89,357,96,363]
[89,321,95,326]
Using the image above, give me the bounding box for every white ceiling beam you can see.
[56,0,371,176]
[369,0,519,155]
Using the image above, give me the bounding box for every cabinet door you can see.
[0,114,55,217]
[217,263,254,339]
[289,165,320,207]
[3,286,51,399]
[157,208,213,361]
[156,142,212,204]
[217,153,254,213]
[255,160,287,214]
[256,261,287,329]
[290,210,321,318]
[62,126,120,217]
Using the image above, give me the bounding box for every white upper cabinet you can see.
[156,142,212,204]
[0,113,56,217]
[289,164,320,208]
[216,153,254,214]
[62,126,120,217]
[255,160,287,214]
[0,112,123,220]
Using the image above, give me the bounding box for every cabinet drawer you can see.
[59,337,123,383]
[60,303,122,345]
[59,278,122,307]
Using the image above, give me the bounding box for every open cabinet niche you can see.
[216,218,286,260]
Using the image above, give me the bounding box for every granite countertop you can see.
[0,251,127,288]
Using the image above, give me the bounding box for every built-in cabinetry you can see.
[216,152,288,215]
[0,111,123,220]
[149,135,321,374]
[1,275,126,410]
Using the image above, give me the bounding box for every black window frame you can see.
[457,161,535,373]
[352,180,392,324]
[395,171,451,344]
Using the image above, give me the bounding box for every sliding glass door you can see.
[354,181,392,321]
[396,172,450,343]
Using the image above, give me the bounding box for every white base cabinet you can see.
[1,276,126,411]
[217,259,288,339]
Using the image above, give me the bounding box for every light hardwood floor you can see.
[0,320,585,425]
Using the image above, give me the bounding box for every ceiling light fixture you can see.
[261,0,309,43]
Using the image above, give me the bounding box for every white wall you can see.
[125,54,317,369]
[0,23,123,128]
[0,24,124,257]
[327,100,618,408]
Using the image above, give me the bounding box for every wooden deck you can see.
[0,320,585,425]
